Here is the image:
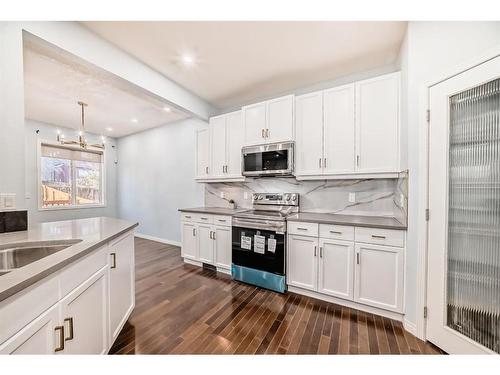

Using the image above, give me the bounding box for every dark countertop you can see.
[287,212,406,230]
[179,207,248,216]
[0,217,138,302]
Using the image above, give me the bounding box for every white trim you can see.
[296,172,401,180]
[416,44,500,341]
[134,232,181,247]
[403,318,418,336]
[287,285,404,322]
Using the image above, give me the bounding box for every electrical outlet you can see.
[348,192,356,203]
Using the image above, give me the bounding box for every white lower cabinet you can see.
[354,243,404,313]
[0,303,60,354]
[181,213,231,272]
[60,266,108,354]
[0,229,136,354]
[318,238,354,300]
[287,234,318,291]
[287,224,405,315]
[108,232,135,344]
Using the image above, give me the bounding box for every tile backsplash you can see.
[205,172,408,225]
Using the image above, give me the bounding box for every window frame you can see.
[37,140,107,211]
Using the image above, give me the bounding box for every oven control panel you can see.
[252,193,299,206]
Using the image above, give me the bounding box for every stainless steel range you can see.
[231,192,299,293]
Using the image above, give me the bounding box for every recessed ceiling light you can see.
[163,106,171,112]
[181,54,195,66]
[105,127,113,132]
[131,118,138,123]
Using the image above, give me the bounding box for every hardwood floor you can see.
[109,238,444,355]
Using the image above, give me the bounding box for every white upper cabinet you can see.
[196,128,210,179]
[209,116,227,178]
[295,91,324,176]
[323,84,355,174]
[196,110,244,182]
[355,72,400,173]
[225,111,244,178]
[266,95,294,143]
[243,95,294,146]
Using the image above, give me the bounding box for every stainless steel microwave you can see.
[241,142,294,177]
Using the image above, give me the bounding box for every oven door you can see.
[232,225,285,275]
[242,142,294,176]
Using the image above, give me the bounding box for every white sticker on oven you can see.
[241,235,252,250]
[254,235,265,254]
[268,238,277,253]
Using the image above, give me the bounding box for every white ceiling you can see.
[82,21,407,109]
[23,37,190,138]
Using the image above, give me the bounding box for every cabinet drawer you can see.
[355,227,405,247]
[213,215,232,227]
[287,222,319,237]
[181,212,196,222]
[195,214,213,224]
[59,245,108,298]
[319,224,354,241]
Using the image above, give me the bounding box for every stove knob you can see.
[253,194,258,200]
[258,194,264,200]
[285,194,290,201]
[291,195,297,201]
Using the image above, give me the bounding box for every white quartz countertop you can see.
[178,207,247,215]
[287,212,406,230]
[0,217,138,302]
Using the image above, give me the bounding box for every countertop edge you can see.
[286,217,407,230]
[178,207,244,215]
[0,221,139,303]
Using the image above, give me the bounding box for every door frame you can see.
[416,44,500,341]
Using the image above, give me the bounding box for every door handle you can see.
[357,253,360,265]
[314,245,317,257]
[261,129,265,138]
[371,235,386,239]
[110,253,117,269]
[319,158,322,168]
[192,228,196,236]
[209,231,213,239]
[329,231,342,235]
[356,155,360,167]
[54,326,65,352]
[297,227,308,231]
[324,158,327,168]
[320,247,323,258]
[213,231,216,240]
[64,317,74,341]
[266,129,269,138]
[205,166,209,174]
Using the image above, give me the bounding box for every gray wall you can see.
[25,119,118,225]
[116,118,206,243]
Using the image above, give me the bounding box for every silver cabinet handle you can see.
[185,215,192,219]
[213,231,216,240]
[329,230,342,235]
[372,235,386,239]
[218,219,226,222]
[297,227,308,231]
[110,253,117,269]
[356,155,360,167]
[205,166,209,174]
[314,245,317,257]
[320,247,323,258]
[357,253,360,264]
[266,129,269,138]
[192,227,196,236]
[261,128,265,138]
[64,317,74,341]
[319,158,322,168]
[324,158,327,168]
[200,217,208,220]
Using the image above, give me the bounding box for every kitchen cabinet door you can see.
[214,225,231,270]
[354,242,404,313]
[323,84,355,174]
[318,238,354,300]
[108,232,135,344]
[266,95,294,143]
[196,128,211,178]
[243,102,266,146]
[225,110,243,177]
[197,224,214,264]
[60,266,108,354]
[295,91,324,176]
[181,221,198,261]
[0,303,60,354]
[210,115,227,178]
[287,234,318,291]
[355,73,400,173]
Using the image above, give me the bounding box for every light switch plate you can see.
[0,193,16,210]
[348,192,356,203]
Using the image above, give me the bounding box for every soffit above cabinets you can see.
[23,35,191,138]
[81,21,407,110]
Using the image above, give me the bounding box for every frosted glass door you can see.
[428,56,500,354]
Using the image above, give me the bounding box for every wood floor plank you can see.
[109,238,445,355]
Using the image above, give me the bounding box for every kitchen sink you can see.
[0,239,82,274]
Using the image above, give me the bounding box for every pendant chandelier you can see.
[56,101,105,149]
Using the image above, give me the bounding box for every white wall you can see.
[117,118,206,243]
[399,21,500,328]
[25,119,118,225]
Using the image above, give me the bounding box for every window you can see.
[40,144,104,209]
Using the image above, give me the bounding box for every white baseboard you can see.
[403,318,418,336]
[135,232,181,247]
